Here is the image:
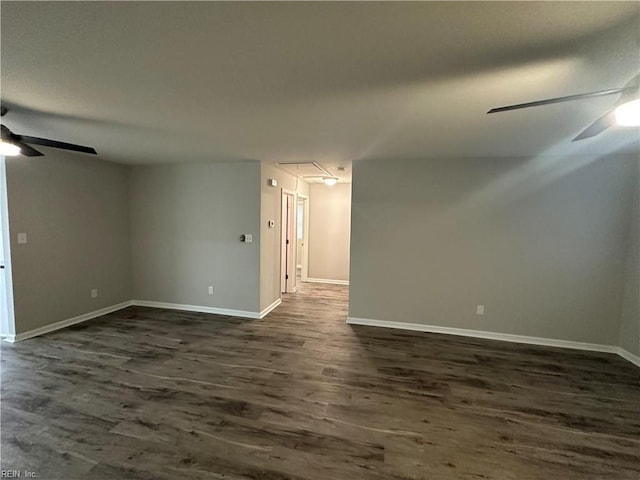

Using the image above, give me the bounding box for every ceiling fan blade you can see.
[0,124,13,140]
[14,139,44,157]
[487,87,634,114]
[1,124,43,156]
[572,111,615,142]
[19,135,97,155]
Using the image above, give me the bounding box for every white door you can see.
[281,190,297,293]
[0,218,6,336]
[0,156,13,338]
[296,200,304,269]
[297,195,309,281]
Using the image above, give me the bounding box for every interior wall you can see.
[308,183,351,282]
[260,163,308,311]
[349,155,636,346]
[5,150,131,335]
[618,156,639,357]
[130,161,261,313]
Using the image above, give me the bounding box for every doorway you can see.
[280,189,297,294]
[296,195,309,283]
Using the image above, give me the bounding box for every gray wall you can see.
[260,164,308,311]
[7,151,636,352]
[618,156,639,356]
[6,150,131,334]
[130,161,261,313]
[349,155,636,345]
[308,183,351,282]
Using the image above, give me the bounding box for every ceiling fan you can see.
[487,75,640,142]
[0,106,97,157]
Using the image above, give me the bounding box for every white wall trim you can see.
[259,298,282,319]
[346,317,640,367]
[132,300,261,319]
[4,298,275,342]
[5,301,134,343]
[306,278,349,286]
[616,347,640,368]
[6,299,636,369]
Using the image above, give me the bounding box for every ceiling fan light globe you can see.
[0,140,20,156]
[614,99,640,127]
[323,177,338,186]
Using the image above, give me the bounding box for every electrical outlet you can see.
[476,305,485,315]
[17,233,27,244]
[91,288,98,299]
[208,286,214,295]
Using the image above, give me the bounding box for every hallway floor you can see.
[2,282,639,479]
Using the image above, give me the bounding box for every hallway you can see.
[1,282,639,479]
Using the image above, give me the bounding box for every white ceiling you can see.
[1,2,639,167]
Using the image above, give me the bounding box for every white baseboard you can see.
[346,317,640,367]
[4,298,272,343]
[132,300,261,319]
[259,298,282,319]
[306,277,349,286]
[616,347,640,368]
[5,301,134,343]
[6,300,637,369]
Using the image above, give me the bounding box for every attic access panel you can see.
[276,162,332,180]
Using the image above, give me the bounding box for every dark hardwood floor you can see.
[2,282,639,479]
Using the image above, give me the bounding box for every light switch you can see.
[268,220,275,228]
[17,233,27,244]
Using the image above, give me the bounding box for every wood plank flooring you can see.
[1,282,639,479]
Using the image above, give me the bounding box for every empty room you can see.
[1,2,639,479]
